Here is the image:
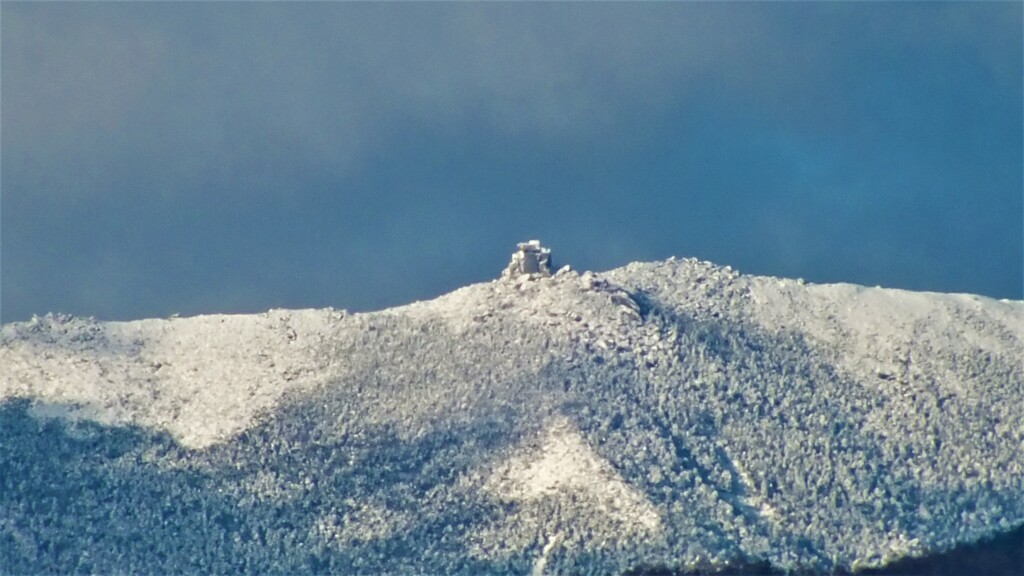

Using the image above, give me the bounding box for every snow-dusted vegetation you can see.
[1,257,1021,574]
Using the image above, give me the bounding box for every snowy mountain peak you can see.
[1,256,1022,574]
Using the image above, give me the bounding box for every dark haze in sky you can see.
[2,2,1021,321]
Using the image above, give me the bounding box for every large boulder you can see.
[502,240,553,279]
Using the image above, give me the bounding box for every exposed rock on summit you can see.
[503,239,554,279]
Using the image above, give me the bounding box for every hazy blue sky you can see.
[2,2,1021,322]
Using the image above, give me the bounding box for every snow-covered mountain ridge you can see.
[2,257,1022,574]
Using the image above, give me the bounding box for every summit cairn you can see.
[503,240,553,279]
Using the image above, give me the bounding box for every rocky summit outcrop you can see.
[1,257,1022,575]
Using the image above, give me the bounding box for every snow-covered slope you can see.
[2,258,1022,574]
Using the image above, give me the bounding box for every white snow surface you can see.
[1,257,1022,574]
[1,308,345,448]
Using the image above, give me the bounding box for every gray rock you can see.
[503,239,553,279]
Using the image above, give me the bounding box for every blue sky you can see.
[2,2,1021,322]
